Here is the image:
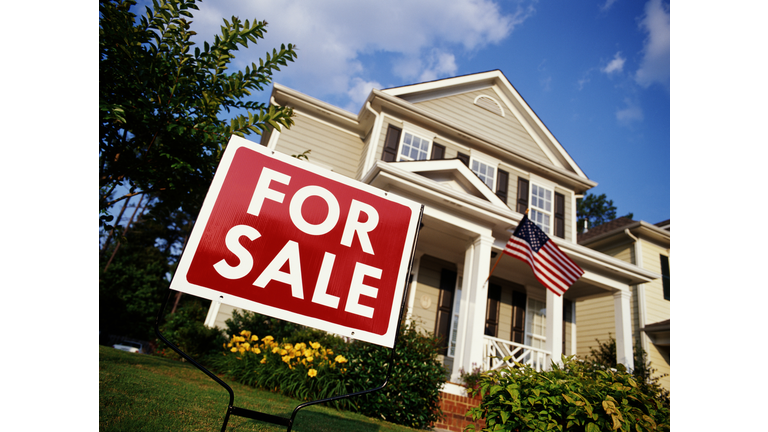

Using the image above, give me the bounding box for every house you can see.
[203,70,659,394]
[576,217,670,391]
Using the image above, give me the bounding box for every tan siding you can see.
[575,295,615,359]
[413,88,553,166]
[274,111,363,179]
[640,240,670,326]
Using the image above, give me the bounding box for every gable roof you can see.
[381,70,589,180]
[578,217,670,247]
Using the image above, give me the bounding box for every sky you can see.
[164,0,671,224]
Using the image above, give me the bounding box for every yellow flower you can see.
[282,355,291,364]
[310,341,321,349]
[335,355,348,364]
[242,342,250,350]
[305,356,314,363]
[308,369,317,378]
[230,347,238,353]
[260,357,267,364]
[279,349,288,356]
[251,335,259,342]
[272,347,280,354]
[252,347,261,354]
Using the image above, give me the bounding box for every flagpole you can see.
[485,209,528,284]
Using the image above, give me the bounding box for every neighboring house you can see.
[203,70,658,394]
[576,217,670,391]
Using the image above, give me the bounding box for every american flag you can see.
[504,215,584,296]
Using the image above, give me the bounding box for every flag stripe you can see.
[503,215,584,296]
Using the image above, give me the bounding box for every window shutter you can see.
[485,284,502,337]
[660,255,670,300]
[510,290,526,344]
[435,268,457,355]
[516,177,529,214]
[554,192,565,238]
[381,125,401,162]
[457,152,470,167]
[496,169,509,204]
[431,143,445,160]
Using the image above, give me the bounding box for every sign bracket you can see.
[155,205,424,431]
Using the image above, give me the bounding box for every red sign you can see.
[170,136,422,347]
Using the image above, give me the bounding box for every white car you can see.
[113,341,143,353]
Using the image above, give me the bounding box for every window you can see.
[660,255,670,300]
[530,183,553,234]
[471,159,496,190]
[525,298,546,350]
[516,177,565,238]
[399,132,431,161]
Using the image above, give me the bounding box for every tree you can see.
[99,0,297,227]
[576,193,633,233]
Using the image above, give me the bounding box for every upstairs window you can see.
[516,177,565,238]
[530,183,553,234]
[471,159,496,190]
[399,132,431,161]
[660,255,670,300]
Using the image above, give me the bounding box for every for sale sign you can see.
[170,136,423,348]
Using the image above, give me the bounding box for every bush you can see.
[210,331,351,405]
[466,357,670,432]
[343,320,447,429]
[459,363,485,392]
[586,335,670,407]
[209,318,446,430]
[155,300,226,361]
[224,309,340,347]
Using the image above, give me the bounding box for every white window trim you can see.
[529,174,556,235]
[468,153,501,191]
[397,122,435,162]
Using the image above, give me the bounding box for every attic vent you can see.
[474,95,504,117]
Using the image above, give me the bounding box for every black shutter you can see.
[554,192,565,238]
[381,125,401,162]
[510,289,526,344]
[435,268,457,355]
[485,284,502,337]
[660,255,670,300]
[457,152,470,167]
[496,169,509,204]
[562,299,573,354]
[516,177,529,214]
[431,143,445,160]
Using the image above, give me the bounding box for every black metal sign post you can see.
[155,206,424,432]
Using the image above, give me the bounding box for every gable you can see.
[381,71,589,179]
[388,158,508,207]
[412,87,553,166]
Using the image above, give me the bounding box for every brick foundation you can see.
[432,390,485,432]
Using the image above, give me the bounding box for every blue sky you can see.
[178,0,670,224]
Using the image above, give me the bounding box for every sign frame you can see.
[170,135,423,348]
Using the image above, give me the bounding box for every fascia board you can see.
[389,159,508,207]
[272,83,365,134]
[580,220,670,248]
[381,70,501,98]
[370,89,597,193]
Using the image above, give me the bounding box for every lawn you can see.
[99,346,422,431]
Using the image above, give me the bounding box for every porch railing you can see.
[482,335,551,372]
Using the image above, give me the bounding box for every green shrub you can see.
[209,319,446,430]
[466,356,670,432]
[155,300,226,361]
[343,320,446,429]
[586,335,670,408]
[209,331,351,406]
[459,363,485,392]
[224,309,340,348]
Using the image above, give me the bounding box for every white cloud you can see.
[635,0,670,89]
[346,77,382,110]
[600,0,619,12]
[601,52,626,75]
[616,98,644,125]
[184,0,534,108]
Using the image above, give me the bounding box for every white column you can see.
[404,253,423,325]
[613,289,634,370]
[545,289,563,366]
[450,234,493,381]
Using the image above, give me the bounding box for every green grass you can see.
[99,346,420,431]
